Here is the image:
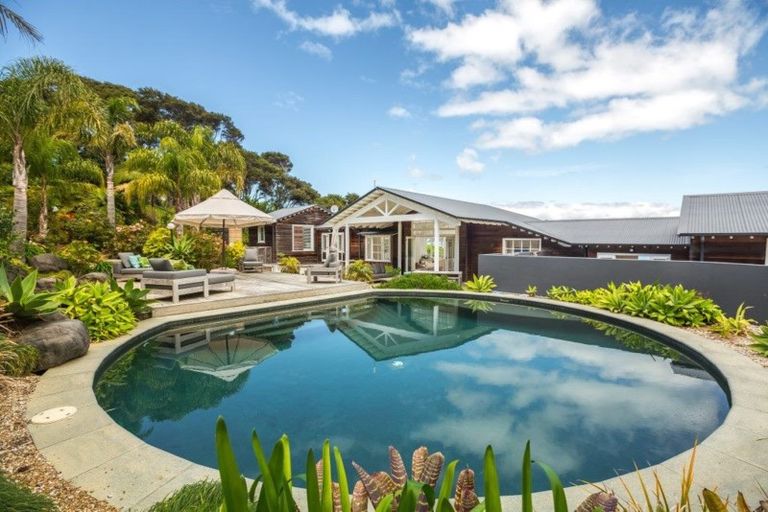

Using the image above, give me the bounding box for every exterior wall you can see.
[689,235,767,265]
[247,206,331,263]
[479,254,768,321]
[584,246,689,260]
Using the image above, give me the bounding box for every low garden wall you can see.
[479,255,768,322]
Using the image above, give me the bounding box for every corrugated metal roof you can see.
[529,217,689,245]
[379,187,546,230]
[678,191,768,235]
[269,204,327,220]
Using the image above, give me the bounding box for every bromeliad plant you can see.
[464,274,497,293]
[710,303,755,338]
[278,255,301,274]
[0,267,61,319]
[750,323,768,356]
[344,260,374,283]
[213,416,615,512]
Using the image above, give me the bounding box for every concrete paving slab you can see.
[28,403,114,450]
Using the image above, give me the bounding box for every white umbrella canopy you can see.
[173,189,274,228]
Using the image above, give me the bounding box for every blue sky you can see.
[4,0,768,218]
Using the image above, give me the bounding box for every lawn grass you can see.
[145,480,222,512]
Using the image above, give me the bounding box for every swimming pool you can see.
[94,295,728,494]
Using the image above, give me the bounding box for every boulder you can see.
[77,272,110,284]
[29,253,68,273]
[3,262,29,282]
[36,277,58,292]
[17,319,90,370]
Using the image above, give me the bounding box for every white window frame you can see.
[256,225,266,244]
[292,224,314,252]
[596,252,672,261]
[502,238,542,255]
[321,232,346,262]
[365,235,392,262]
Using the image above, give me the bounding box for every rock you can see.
[17,319,90,370]
[36,277,58,292]
[4,262,29,282]
[77,272,109,284]
[29,253,68,273]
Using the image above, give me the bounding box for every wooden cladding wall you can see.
[247,206,331,264]
[690,235,767,265]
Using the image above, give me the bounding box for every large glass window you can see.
[365,235,391,262]
[256,226,265,244]
[502,238,541,255]
[406,236,456,271]
[321,233,345,261]
[292,225,314,252]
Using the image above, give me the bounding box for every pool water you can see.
[95,297,729,494]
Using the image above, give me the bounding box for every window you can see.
[256,226,265,244]
[502,238,541,255]
[596,252,671,261]
[365,235,391,262]
[321,233,345,261]
[292,225,314,252]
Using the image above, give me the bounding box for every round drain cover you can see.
[31,406,77,424]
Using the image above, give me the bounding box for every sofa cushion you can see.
[118,252,134,269]
[244,248,260,261]
[371,262,385,275]
[143,269,207,280]
[324,252,338,268]
[128,255,142,268]
[208,274,235,285]
[121,267,147,275]
[149,258,174,271]
[138,256,152,268]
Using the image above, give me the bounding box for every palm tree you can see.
[26,129,103,236]
[91,96,137,226]
[0,57,100,254]
[0,2,42,42]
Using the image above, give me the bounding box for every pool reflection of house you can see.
[325,298,496,361]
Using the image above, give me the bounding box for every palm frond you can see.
[0,3,43,42]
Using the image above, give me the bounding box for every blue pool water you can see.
[95,296,728,494]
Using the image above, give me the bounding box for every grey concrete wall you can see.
[479,255,768,322]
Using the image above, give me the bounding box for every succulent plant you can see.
[575,492,618,512]
[454,468,479,512]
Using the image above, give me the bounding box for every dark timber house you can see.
[318,188,768,278]
[248,205,332,264]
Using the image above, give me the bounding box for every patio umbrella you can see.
[172,189,275,265]
[177,334,278,382]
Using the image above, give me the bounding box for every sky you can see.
[3,0,768,219]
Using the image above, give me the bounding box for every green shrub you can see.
[47,206,114,250]
[0,338,39,376]
[526,285,537,297]
[0,471,57,512]
[547,282,725,328]
[379,273,462,290]
[57,278,136,341]
[344,259,373,282]
[384,264,400,277]
[710,304,755,338]
[464,274,496,293]
[278,255,301,274]
[188,230,223,270]
[164,234,196,262]
[750,323,768,356]
[110,278,153,317]
[0,267,61,319]
[105,221,153,255]
[24,240,47,260]
[56,240,103,276]
[145,480,222,512]
[143,227,172,258]
[225,240,246,269]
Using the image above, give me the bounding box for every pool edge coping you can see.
[25,289,768,510]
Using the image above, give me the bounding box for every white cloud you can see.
[455,147,485,173]
[253,0,399,38]
[387,105,412,118]
[273,91,304,110]
[407,166,442,181]
[409,0,768,151]
[298,41,332,60]
[496,201,680,220]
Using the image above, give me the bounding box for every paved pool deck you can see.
[25,290,768,511]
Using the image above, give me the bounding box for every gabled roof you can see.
[269,204,329,221]
[379,187,542,228]
[529,217,689,246]
[678,191,768,235]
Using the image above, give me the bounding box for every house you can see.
[678,191,768,264]
[319,187,768,278]
[248,205,332,263]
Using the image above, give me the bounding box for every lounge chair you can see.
[306,252,342,283]
[240,247,270,273]
[141,259,236,303]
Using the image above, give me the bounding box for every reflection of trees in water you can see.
[95,343,249,437]
[581,319,682,361]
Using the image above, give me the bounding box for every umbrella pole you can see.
[221,219,226,267]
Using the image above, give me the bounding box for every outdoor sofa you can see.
[108,252,152,278]
[141,259,236,303]
[306,253,342,283]
[240,246,271,273]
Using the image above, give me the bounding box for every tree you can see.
[90,96,138,226]
[0,57,100,254]
[26,129,103,236]
[243,150,319,210]
[0,2,42,42]
[318,192,361,210]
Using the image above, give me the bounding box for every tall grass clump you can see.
[0,471,57,512]
[145,480,223,512]
[379,273,461,291]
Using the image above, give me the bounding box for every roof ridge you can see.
[682,190,768,198]
[532,216,680,223]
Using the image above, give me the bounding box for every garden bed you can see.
[0,376,117,512]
